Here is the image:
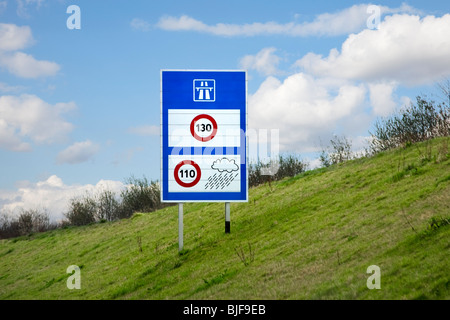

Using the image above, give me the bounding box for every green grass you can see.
[1,137,449,300]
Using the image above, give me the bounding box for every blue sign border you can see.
[161,70,248,202]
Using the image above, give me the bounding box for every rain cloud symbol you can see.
[211,158,239,173]
[205,158,239,190]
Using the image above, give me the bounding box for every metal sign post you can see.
[178,203,183,251]
[225,202,231,233]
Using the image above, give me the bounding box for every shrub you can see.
[0,211,19,239]
[96,189,120,222]
[62,177,169,225]
[370,96,450,153]
[319,135,353,167]
[248,154,308,188]
[18,210,34,235]
[0,208,53,239]
[1,176,171,237]
[119,176,165,218]
[274,154,308,180]
[64,195,97,226]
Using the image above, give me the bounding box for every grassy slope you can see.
[0,138,449,300]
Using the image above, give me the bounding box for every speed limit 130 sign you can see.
[160,70,248,202]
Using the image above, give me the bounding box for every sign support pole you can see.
[225,202,230,234]
[178,203,183,251]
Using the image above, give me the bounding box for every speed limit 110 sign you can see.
[160,70,248,202]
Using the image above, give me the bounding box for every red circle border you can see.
[190,114,218,142]
[174,160,202,188]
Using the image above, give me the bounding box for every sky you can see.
[1,0,450,221]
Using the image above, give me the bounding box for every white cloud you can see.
[157,4,417,37]
[296,14,450,86]
[249,73,367,152]
[0,51,60,78]
[0,118,31,151]
[56,140,100,165]
[130,18,151,32]
[291,3,373,36]
[0,23,33,52]
[240,47,282,76]
[368,82,398,117]
[128,125,159,136]
[0,175,125,222]
[240,8,450,156]
[0,23,60,78]
[0,94,75,151]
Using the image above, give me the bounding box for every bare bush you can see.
[119,176,166,218]
[64,195,97,226]
[0,211,19,239]
[96,189,120,222]
[0,208,53,239]
[370,95,450,153]
[0,176,171,238]
[18,210,34,235]
[248,154,308,188]
[320,135,353,167]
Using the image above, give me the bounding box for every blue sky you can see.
[1,0,450,221]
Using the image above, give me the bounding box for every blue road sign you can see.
[161,70,248,202]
